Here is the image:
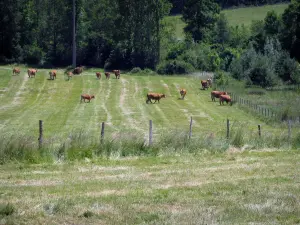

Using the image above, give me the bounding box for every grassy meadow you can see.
[1,66,300,224]
[163,3,289,39]
[0,66,287,145]
[1,151,300,224]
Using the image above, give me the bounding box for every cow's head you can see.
[91,95,95,99]
[161,94,166,98]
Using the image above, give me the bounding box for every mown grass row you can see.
[1,149,300,224]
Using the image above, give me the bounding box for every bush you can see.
[214,70,229,86]
[166,41,186,60]
[245,54,277,87]
[23,44,45,65]
[156,60,195,75]
[130,67,142,74]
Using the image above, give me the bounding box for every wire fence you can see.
[0,118,295,149]
[217,86,300,125]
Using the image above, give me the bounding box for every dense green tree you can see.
[0,0,22,62]
[229,25,250,49]
[213,13,230,46]
[249,20,266,52]
[182,0,220,42]
[281,0,300,62]
[264,10,281,37]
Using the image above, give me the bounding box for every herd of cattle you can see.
[146,78,232,106]
[12,67,232,105]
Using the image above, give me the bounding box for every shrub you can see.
[130,67,142,74]
[156,60,195,75]
[214,70,229,86]
[166,41,186,60]
[23,44,45,65]
[245,54,277,87]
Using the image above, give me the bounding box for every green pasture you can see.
[0,66,282,144]
[163,3,289,39]
[1,151,300,224]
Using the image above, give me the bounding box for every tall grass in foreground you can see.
[0,127,299,164]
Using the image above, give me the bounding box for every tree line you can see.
[0,0,171,69]
[1,0,299,88]
[156,0,300,87]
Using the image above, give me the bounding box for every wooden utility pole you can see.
[72,0,76,68]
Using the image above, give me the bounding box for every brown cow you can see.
[13,67,20,75]
[105,72,110,79]
[201,80,209,90]
[66,71,73,81]
[146,93,166,104]
[73,66,83,75]
[49,70,57,80]
[219,94,232,105]
[180,88,187,100]
[28,69,38,78]
[211,91,227,102]
[96,72,101,79]
[80,94,95,103]
[113,70,120,79]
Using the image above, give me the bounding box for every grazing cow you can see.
[80,94,95,103]
[201,80,209,90]
[13,67,20,75]
[73,66,83,75]
[211,91,227,102]
[96,72,101,79]
[146,93,166,104]
[66,71,73,81]
[28,69,38,78]
[105,72,110,79]
[180,88,187,100]
[113,70,120,79]
[49,70,57,80]
[207,78,212,88]
[219,94,232,105]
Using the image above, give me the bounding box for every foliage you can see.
[264,10,282,37]
[166,41,186,59]
[280,0,300,62]
[130,67,142,74]
[182,0,220,42]
[213,13,231,46]
[229,25,250,49]
[0,0,171,69]
[156,60,195,74]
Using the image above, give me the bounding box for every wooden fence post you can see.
[149,120,153,146]
[288,120,291,142]
[226,119,230,139]
[189,117,193,139]
[258,124,261,137]
[101,122,105,143]
[38,120,43,149]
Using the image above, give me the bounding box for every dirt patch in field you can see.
[77,166,130,173]
[3,179,63,187]
[85,190,128,197]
